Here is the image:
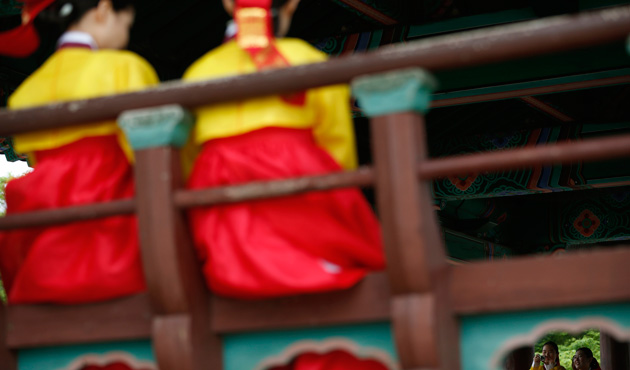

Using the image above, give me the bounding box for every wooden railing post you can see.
[1,302,17,370]
[118,105,222,370]
[353,69,459,370]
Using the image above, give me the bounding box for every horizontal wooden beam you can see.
[449,246,630,314]
[210,272,391,333]
[5,275,391,348]
[418,133,630,179]
[432,74,630,108]
[178,133,630,209]
[7,247,630,347]
[0,199,135,231]
[334,0,398,25]
[6,294,152,348]
[3,132,629,228]
[0,6,629,135]
[174,166,374,209]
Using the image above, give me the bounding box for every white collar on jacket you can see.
[57,31,98,50]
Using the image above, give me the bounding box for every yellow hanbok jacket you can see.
[9,48,159,162]
[183,38,357,170]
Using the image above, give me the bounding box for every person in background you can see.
[183,0,385,299]
[0,0,158,304]
[531,341,567,370]
[572,348,601,370]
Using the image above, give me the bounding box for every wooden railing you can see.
[1,6,630,370]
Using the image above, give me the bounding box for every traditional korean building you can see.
[1,1,629,369]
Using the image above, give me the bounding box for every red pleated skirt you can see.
[187,127,385,299]
[269,350,389,370]
[0,135,145,304]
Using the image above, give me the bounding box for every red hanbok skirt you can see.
[187,127,385,299]
[269,350,389,370]
[0,135,145,304]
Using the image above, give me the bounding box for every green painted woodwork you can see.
[429,121,630,201]
[408,8,538,39]
[439,186,630,254]
[444,229,512,261]
[432,68,630,106]
[582,121,630,134]
[553,187,630,245]
[431,126,583,200]
[434,41,629,92]
[118,105,193,150]
[330,0,402,23]
[351,68,437,116]
[223,322,397,370]
[0,0,21,15]
[460,302,630,370]
[18,340,155,370]
[368,29,384,50]
[408,1,630,40]
[580,0,630,9]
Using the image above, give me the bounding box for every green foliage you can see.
[0,277,5,304]
[1,174,16,216]
[535,329,601,369]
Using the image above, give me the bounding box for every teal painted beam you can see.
[431,68,630,106]
[0,0,21,16]
[408,8,538,39]
[444,229,513,261]
[223,323,398,370]
[18,340,155,370]
[409,1,630,39]
[349,69,629,117]
[460,303,630,370]
[582,121,630,134]
[580,0,630,9]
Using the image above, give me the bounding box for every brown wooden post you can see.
[1,302,17,370]
[503,347,534,370]
[119,105,222,370]
[353,69,459,369]
[600,332,630,370]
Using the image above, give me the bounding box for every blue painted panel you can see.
[460,303,630,370]
[223,322,397,370]
[19,340,155,370]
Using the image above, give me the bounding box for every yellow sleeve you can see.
[311,83,358,170]
[278,40,358,170]
[114,53,160,92]
[113,53,160,161]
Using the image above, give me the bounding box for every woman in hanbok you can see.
[184,0,385,299]
[0,0,158,304]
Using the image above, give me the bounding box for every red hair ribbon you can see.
[0,0,56,57]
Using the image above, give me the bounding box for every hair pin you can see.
[59,2,74,17]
